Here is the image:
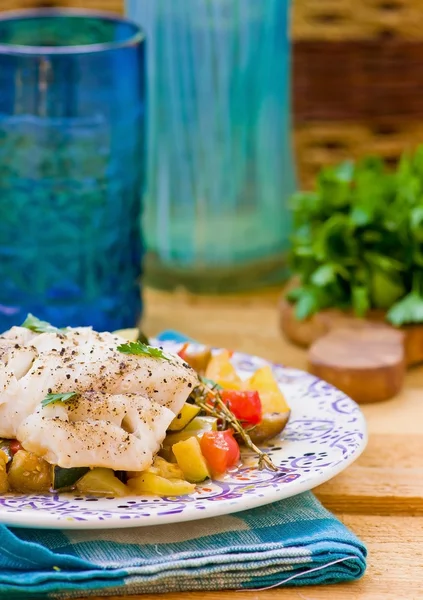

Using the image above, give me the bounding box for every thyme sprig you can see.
[194,377,278,472]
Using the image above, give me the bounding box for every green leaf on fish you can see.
[21,314,65,336]
[42,392,78,407]
[117,341,170,361]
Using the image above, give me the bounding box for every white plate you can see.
[0,342,367,529]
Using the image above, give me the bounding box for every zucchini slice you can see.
[164,416,218,448]
[53,466,90,491]
[168,403,201,432]
[184,415,218,432]
[76,468,128,497]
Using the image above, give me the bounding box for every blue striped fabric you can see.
[0,331,366,598]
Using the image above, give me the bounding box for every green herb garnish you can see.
[42,392,78,407]
[22,314,65,336]
[288,148,423,326]
[117,341,170,361]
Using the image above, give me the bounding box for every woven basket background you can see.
[2,0,422,189]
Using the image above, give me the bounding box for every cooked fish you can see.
[0,324,198,470]
[18,391,175,470]
[0,339,37,437]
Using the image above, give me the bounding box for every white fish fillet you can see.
[0,339,37,437]
[0,325,197,470]
[1,326,38,346]
[18,392,175,470]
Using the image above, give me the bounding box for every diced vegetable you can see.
[168,403,201,431]
[8,450,51,492]
[114,470,128,484]
[200,430,240,475]
[147,456,184,479]
[0,440,22,464]
[248,411,291,444]
[184,416,218,432]
[0,441,13,463]
[245,366,290,414]
[163,416,218,448]
[220,390,262,425]
[9,440,22,455]
[172,437,210,483]
[0,450,9,493]
[158,446,177,463]
[76,468,128,497]
[128,472,195,496]
[52,466,90,491]
[205,350,243,390]
[177,343,212,374]
[113,328,139,342]
[113,328,149,344]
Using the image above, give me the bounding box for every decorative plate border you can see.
[0,342,367,529]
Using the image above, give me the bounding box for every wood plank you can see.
[357,434,423,468]
[315,466,423,515]
[85,516,423,600]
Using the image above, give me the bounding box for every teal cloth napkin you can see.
[0,331,367,598]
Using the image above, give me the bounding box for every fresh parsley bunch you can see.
[287,148,423,326]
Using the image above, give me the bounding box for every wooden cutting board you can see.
[279,297,423,367]
[308,327,405,403]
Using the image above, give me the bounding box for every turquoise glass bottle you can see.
[126,0,295,293]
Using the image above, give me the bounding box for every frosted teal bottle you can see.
[126,0,295,292]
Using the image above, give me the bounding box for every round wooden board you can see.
[279,296,423,367]
[308,327,405,403]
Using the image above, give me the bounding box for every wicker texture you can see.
[293,0,423,40]
[0,0,123,12]
[2,0,423,188]
[294,40,423,121]
[295,120,423,188]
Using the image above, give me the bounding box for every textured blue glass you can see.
[127,0,295,292]
[0,9,145,331]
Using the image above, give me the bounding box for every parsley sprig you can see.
[42,392,78,407]
[117,341,170,361]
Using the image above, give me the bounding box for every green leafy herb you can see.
[117,341,170,361]
[351,286,370,318]
[42,392,78,407]
[287,148,423,326]
[22,314,65,336]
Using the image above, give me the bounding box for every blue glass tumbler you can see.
[0,9,145,331]
[126,0,295,293]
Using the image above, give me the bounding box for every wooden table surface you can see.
[89,287,423,600]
